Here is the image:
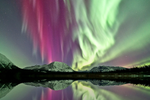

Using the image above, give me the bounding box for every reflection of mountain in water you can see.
[0,79,128,99]
[89,66,126,72]
[0,79,126,99]
[24,80,127,90]
[89,80,126,86]
[24,80,74,90]
[0,82,18,99]
[1,78,150,99]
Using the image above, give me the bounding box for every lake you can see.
[1,81,150,100]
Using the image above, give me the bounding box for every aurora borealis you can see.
[21,0,150,71]
[1,0,150,100]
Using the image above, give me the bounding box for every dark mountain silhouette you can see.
[89,66,127,72]
[105,65,150,75]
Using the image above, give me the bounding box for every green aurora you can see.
[70,0,150,71]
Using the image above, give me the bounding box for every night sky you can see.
[1,0,150,71]
[0,0,44,68]
[1,0,150,100]
[1,0,150,70]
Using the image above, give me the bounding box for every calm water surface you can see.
[1,81,150,100]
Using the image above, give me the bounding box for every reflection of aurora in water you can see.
[22,0,150,71]
[71,81,124,100]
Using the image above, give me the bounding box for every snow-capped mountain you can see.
[24,61,74,72]
[89,66,126,72]
[0,53,18,69]
[0,53,126,72]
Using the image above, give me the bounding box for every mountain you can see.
[24,61,74,72]
[24,80,74,90]
[0,53,18,69]
[0,53,126,73]
[89,66,127,72]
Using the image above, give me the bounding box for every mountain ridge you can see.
[89,66,127,72]
[0,53,18,69]
[23,61,74,72]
